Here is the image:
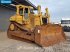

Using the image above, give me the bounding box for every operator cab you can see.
[19,6,29,19]
[16,5,34,20]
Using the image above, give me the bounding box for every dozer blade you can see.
[34,24,66,47]
[7,22,66,47]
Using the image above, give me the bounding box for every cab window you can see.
[19,8,23,16]
[24,8,29,19]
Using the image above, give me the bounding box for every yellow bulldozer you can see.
[7,5,66,47]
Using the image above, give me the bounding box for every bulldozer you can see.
[7,5,66,47]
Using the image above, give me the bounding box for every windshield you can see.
[24,8,29,19]
[19,8,23,16]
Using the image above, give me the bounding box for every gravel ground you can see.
[0,32,70,52]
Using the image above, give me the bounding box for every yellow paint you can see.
[34,15,41,26]
[15,15,23,24]
[37,5,41,15]
[10,15,23,24]
[10,24,15,30]
[9,4,50,30]
[45,8,50,23]
[10,16,16,21]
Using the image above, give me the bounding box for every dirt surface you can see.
[0,32,70,52]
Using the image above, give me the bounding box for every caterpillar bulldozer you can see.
[7,5,66,47]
